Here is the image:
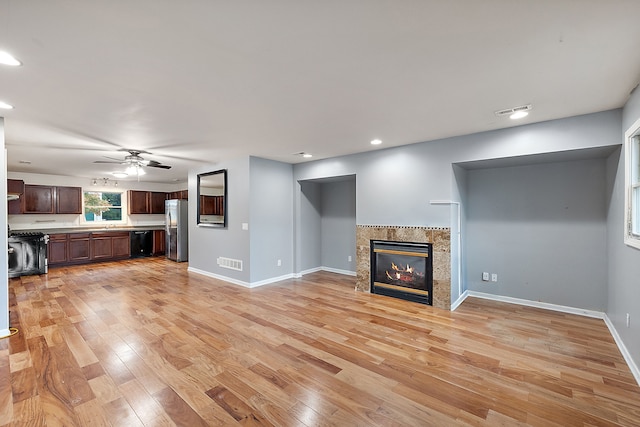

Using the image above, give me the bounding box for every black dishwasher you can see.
[130,230,153,257]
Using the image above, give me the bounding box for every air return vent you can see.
[217,257,243,271]
[494,104,532,117]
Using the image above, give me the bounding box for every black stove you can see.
[10,231,46,238]
[8,232,48,278]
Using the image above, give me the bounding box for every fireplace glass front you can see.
[370,240,433,305]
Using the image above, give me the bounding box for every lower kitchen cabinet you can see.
[48,231,130,267]
[91,233,113,260]
[152,229,166,255]
[112,232,131,258]
[69,233,91,262]
[47,234,68,264]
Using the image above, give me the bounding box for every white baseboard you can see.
[450,290,469,311]
[187,267,294,288]
[465,291,605,318]
[320,266,356,276]
[457,290,640,386]
[299,266,356,277]
[189,265,356,288]
[603,314,640,386]
[299,267,322,277]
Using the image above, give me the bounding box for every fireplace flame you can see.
[385,261,423,284]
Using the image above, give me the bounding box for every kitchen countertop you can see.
[11,225,165,235]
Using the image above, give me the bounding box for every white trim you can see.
[188,265,355,288]
[465,291,604,318]
[300,267,322,276]
[603,314,640,386]
[320,266,356,276]
[450,289,469,311]
[187,267,295,288]
[624,116,640,250]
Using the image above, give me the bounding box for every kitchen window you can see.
[625,117,640,249]
[84,191,123,222]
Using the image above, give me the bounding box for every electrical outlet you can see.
[348,256,352,262]
[491,273,498,282]
[277,259,282,267]
[627,313,630,328]
[482,272,489,281]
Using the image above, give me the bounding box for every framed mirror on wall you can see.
[197,169,227,228]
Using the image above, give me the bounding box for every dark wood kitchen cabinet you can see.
[150,192,166,214]
[91,233,113,260]
[68,233,91,263]
[7,179,24,214]
[47,234,69,265]
[111,232,131,258]
[23,185,55,214]
[90,231,130,260]
[152,229,166,255]
[49,231,130,267]
[56,186,82,214]
[22,185,82,214]
[128,190,149,214]
[168,190,188,200]
[129,190,166,214]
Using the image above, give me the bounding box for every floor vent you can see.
[217,257,243,271]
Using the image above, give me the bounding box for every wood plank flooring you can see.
[1,257,640,426]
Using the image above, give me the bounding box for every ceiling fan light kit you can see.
[93,149,171,179]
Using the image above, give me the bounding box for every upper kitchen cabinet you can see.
[129,190,166,214]
[23,185,55,214]
[7,179,24,214]
[168,190,188,200]
[150,192,167,214]
[56,186,82,214]
[128,190,149,214]
[22,185,82,214]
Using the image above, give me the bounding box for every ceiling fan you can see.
[94,149,172,176]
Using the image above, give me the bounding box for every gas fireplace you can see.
[370,240,433,305]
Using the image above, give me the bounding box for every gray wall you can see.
[248,157,294,282]
[299,181,322,272]
[465,159,608,310]
[297,177,356,273]
[189,156,251,283]
[320,178,356,272]
[294,111,622,228]
[608,89,640,366]
[294,110,622,299]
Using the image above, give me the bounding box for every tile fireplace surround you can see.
[356,225,451,310]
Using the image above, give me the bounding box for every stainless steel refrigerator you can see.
[165,199,188,262]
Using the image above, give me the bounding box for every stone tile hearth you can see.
[356,225,451,310]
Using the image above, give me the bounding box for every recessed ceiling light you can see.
[509,111,529,120]
[371,139,382,145]
[495,104,532,119]
[0,51,21,66]
[302,153,313,158]
[0,101,14,109]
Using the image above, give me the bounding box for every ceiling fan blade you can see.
[146,163,172,169]
[93,160,124,164]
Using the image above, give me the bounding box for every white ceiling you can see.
[2,1,640,184]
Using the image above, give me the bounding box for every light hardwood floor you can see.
[1,257,639,426]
